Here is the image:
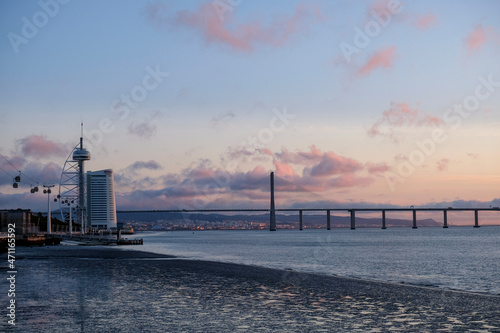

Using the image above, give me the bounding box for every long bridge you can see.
[118,172,500,231]
[117,207,500,230]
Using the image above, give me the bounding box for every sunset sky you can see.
[1,1,499,224]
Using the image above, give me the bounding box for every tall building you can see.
[86,169,117,230]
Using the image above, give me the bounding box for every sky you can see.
[1,0,500,224]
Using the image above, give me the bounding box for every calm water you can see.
[2,227,499,332]
[130,226,500,294]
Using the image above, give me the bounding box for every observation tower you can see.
[59,124,91,234]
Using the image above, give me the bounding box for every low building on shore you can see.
[0,209,37,235]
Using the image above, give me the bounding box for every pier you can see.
[57,233,143,245]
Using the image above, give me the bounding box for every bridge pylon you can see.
[270,172,276,231]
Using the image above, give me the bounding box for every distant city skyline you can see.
[1,1,499,225]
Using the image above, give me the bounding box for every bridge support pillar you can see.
[474,210,480,228]
[299,210,303,230]
[269,172,276,231]
[412,210,417,229]
[327,210,331,230]
[382,210,386,229]
[443,210,448,228]
[350,210,355,230]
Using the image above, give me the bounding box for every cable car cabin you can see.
[14,175,20,182]
[13,183,18,188]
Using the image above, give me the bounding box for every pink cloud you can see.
[114,144,397,210]
[273,160,295,177]
[15,135,67,159]
[146,1,321,52]
[275,145,323,165]
[366,162,390,174]
[259,148,274,157]
[366,0,403,23]
[328,174,373,188]
[464,24,500,53]
[0,154,26,172]
[271,146,366,178]
[367,102,444,143]
[465,24,488,53]
[308,152,363,177]
[0,160,61,187]
[436,158,449,172]
[185,164,216,180]
[412,13,438,31]
[357,46,396,76]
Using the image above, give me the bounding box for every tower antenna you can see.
[80,122,84,149]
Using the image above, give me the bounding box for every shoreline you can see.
[3,245,499,332]
[127,245,500,298]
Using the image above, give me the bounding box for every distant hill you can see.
[117,211,442,228]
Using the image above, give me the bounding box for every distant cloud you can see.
[0,192,47,211]
[366,162,390,174]
[466,152,479,159]
[436,158,449,172]
[328,173,373,188]
[250,146,377,191]
[128,160,163,172]
[113,145,385,209]
[365,0,403,24]
[412,13,438,31]
[367,102,443,143]
[175,87,190,99]
[15,135,67,159]
[464,24,499,53]
[0,160,61,187]
[273,160,295,177]
[465,24,488,52]
[145,1,322,52]
[0,154,26,173]
[128,121,156,140]
[211,111,235,128]
[357,46,396,76]
[275,145,323,165]
[306,152,363,177]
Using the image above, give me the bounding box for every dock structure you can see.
[59,233,143,245]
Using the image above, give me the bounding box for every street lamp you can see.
[43,185,54,235]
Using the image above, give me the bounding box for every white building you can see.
[86,169,117,230]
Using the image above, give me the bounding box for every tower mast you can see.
[73,123,91,234]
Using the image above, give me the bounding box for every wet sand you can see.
[2,245,499,332]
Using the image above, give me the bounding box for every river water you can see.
[131,226,500,294]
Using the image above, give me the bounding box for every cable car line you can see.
[0,152,42,192]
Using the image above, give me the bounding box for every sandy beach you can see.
[1,245,499,332]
